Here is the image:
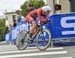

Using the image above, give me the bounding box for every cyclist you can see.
[25,6,51,38]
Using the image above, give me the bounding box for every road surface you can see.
[0,45,74,58]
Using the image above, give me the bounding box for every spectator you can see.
[13,20,16,27]
[15,10,25,24]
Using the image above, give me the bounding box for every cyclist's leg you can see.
[26,15,37,37]
[30,20,37,35]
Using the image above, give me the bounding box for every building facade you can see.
[46,0,75,14]
[5,12,17,27]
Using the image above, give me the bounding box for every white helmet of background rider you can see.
[41,6,51,12]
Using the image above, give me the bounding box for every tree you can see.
[21,0,45,16]
[0,19,7,41]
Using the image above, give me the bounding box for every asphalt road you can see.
[0,44,74,58]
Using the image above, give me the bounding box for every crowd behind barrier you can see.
[5,21,29,44]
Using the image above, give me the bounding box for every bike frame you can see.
[27,20,50,42]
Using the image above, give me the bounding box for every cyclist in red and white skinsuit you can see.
[25,6,51,36]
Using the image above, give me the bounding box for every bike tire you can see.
[16,30,28,50]
[36,29,51,51]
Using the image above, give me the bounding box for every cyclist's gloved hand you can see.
[46,19,51,23]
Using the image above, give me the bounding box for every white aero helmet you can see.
[41,6,51,12]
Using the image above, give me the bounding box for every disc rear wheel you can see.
[16,30,28,50]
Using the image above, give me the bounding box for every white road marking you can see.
[57,57,72,58]
[0,51,68,58]
[27,47,63,49]
[0,47,64,54]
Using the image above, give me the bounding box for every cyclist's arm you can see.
[37,9,46,22]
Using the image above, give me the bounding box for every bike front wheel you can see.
[36,28,51,51]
